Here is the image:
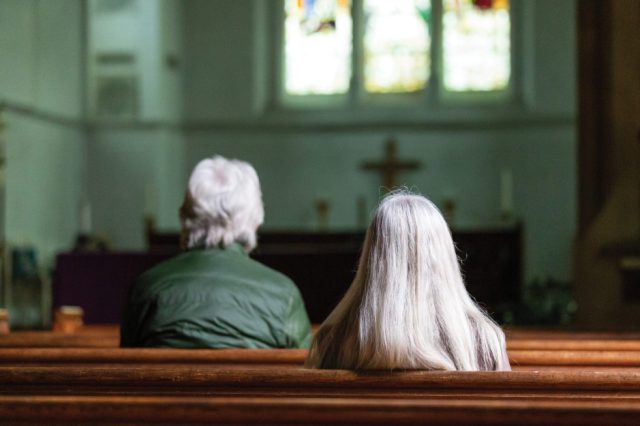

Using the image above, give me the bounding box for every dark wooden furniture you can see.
[53,253,173,324]
[2,347,640,368]
[3,365,640,397]
[574,0,640,327]
[0,325,119,348]
[4,394,640,425]
[6,325,640,351]
[2,329,640,424]
[54,226,521,325]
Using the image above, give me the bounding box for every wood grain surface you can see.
[2,394,640,425]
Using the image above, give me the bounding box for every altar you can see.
[53,225,522,325]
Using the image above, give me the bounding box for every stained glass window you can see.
[363,0,431,93]
[442,0,510,92]
[284,0,352,95]
[282,0,512,99]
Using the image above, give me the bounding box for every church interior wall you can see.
[0,0,86,267]
[180,0,577,284]
[185,125,575,284]
[87,127,185,250]
[182,0,261,121]
[0,0,84,117]
[5,113,85,266]
[523,0,577,116]
[0,0,578,287]
[85,0,186,249]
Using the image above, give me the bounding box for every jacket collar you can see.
[189,242,248,256]
[224,243,247,255]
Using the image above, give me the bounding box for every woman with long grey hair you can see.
[306,191,510,371]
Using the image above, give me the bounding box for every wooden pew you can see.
[3,394,640,425]
[0,325,119,348]
[3,345,640,424]
[0,348,307,365]
[1,330,639,426]
[506,329,640,340]
[4,347,640,368]
[3,365,640,397]
[507,339,640,351]
[2,363,640,425]
[509,350,640,367]
[506,329,640,351]
[4,327,640,352]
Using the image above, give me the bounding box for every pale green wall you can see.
[0,0,85,266]
[0,0,83,116]
[86,0,186,247]
[88,127,185,249]
[4,114,85,263]
[182,0,577,282]
[88,0,183,121]
[0,0,578,285]
[183,0,260,119]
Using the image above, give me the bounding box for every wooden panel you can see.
[0,325,119,348]
[3,395,640,425]
[56,227,522,324]
[4,325,640,350]
[53,252,173,324]
[0,348,307,364]
[508,339,640,351]
[4,366,640,396]
[577,0,612,231]
[506,329,640,340]
[3,348,640,367]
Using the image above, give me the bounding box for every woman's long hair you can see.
[306,192,510,371]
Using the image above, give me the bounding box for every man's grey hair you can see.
[306,191,511,371]
[179,155,264,252]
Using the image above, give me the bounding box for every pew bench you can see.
[3,348,640,368]
[3,365,640,398]
[506,329,640,351]
[4,349,640,424]
[3,394,640,425]
[0,325,119,348]
[507,339,640,351]
[5,326,640,351]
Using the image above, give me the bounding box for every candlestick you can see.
[315,198,330,231]
[500,169,513,222]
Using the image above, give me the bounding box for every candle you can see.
[80,200,92,234]
[500,169,513,220]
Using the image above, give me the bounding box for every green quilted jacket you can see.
[120,244,312,349]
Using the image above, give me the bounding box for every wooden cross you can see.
[361,138,421,190]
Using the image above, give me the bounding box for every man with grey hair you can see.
[120,155,312,348]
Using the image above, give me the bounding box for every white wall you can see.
[0,0,84,116]
[183,0,260,120]
[88,0,183,121]
[182,0,577,283]
[186,125,576,282]
[4,113,85,263]
[86,0,186,248]
[88,127,185,249]
[0,0,577,285]
[0,0,85,266]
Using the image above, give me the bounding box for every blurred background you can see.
[0,0,637,330]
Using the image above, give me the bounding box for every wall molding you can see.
[182,113,575,133]
[1,100,575,134]
[0,101,84,129]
